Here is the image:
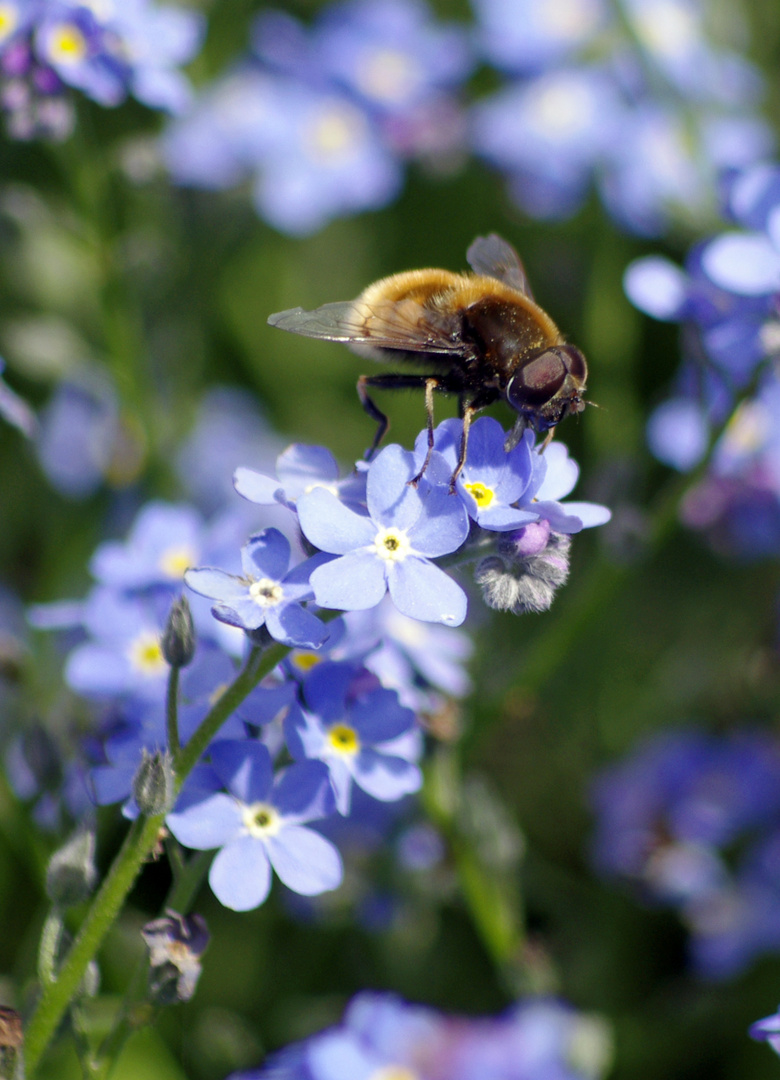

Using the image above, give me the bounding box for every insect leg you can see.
[504,414,528,452]
[409,377,442,486]
[357,373,451,464]
[357,374,391,460]
[539,426,556,452]
[450,403,478,492]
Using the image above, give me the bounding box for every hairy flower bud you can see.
[46,829,98,907]
[133,749,175,816]
[0,1005,23,1078]
[161,595,196,668]
[474,530,571,614]
[142,909,210,1004]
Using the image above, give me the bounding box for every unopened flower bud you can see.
[133,749,175,816]
[475,531,571,615]
[161,595,196,668]
[506,518,551,558]
[142,909,209,1004]
[46,829,98,907]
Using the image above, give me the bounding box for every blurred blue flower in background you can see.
[164,0,472,233]
[470,0,772,234]
[590,727,780,977]
[0,0,204,139]
[229,990,612,1079]
[625,161,780,556]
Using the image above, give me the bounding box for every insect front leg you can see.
[450,403,478,492]
[410,377,442,487]
[357,374,391,460]
[357,372,448,477]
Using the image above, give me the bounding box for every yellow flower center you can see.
[243,802,280,838]
[368,1067,419,1080]
[291,651,322,673]
[159,545,197,580]
[249,578,283,607]
[544,0,600,37]
[632,1,698,60]
[128,632,167,677]
[327,723,360,756]
[463,481,494,508]
[48,23,89,64]
[531,81,593,136]
[355,48,418,104]
[723,400,770,454]
[308,102,365,160]
[0,5,19,43]
[373,527,411,563]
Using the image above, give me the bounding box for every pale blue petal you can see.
[166,792,243,849]
[408,485,469,556]
[351,689,415,743]
[210,740,273,803]
[309,1031,375,1080]
[65,645,133,698]
[326,757,354,816]
[388,558,467,626]
[476,506,539,531]
[267,602,329,648]
[623,256,689,319]
[273,759,336,822]
[243,529,290,580]
[233,466,283,505]
[298,487,375,553]
[276,443,340,494]
[185,567,247,603]
[647,398,709,470]
[366,444,423,530]
[534,442,579,500]
[354,750,422,802]
[533,500,584,533]
[210,835,272,911]
[701,232,780,295]
[310,552,387,611]
[266,826,343,895]
[557,501,612,528]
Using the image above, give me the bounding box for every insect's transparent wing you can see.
[268,299,464,354]
[466,234,534,299]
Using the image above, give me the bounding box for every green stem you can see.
[54,125,150,427]
[23,814,164,1077]
[174,643,286,784]
[166,667,180,760]
[90,848,213,1080]
[23,635,293,1077]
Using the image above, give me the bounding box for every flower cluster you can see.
[625,162,780,557]
[29,415,608,913]
[0,0,204,139]
[229,990,612,1080]
[471,0,772,235]
[163,0,472,235]
[161,0,770,236]
[590,727,780,978]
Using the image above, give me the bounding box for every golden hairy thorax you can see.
[353,268,564,367]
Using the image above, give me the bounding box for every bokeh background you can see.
[1,0,780,1077]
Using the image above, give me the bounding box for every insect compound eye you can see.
[506,347,567,410]
[557,344,587,382]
